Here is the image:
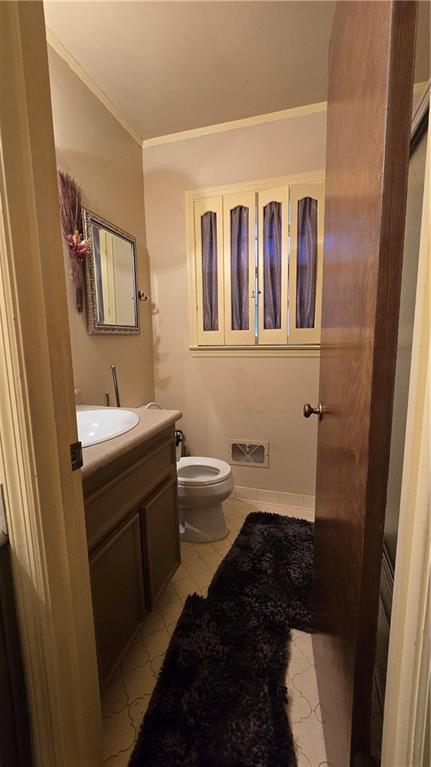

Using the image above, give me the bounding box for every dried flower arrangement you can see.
[57,170,90,312]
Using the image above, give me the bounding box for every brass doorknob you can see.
[303,403,325,420]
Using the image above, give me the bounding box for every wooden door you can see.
[311,2,417,765]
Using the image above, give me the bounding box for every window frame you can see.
[257,185,289,345]
[194,196,225,346]
[186,171,325,356]
[288,181,325,345]
[223,191,256,346]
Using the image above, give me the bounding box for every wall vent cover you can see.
[229,440,269,468]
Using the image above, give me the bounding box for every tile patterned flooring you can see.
[103,499,328,766]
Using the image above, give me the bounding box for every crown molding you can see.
[142,100,328,148]
[46,27,143,147]
[45,29,429,155]
[142,80,430,149]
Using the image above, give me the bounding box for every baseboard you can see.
[232,484,315,511]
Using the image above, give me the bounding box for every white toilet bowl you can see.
[177,456,233,543]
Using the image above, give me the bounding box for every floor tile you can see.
[122,660,158,701]
[103,707,135,761]
[173,575,198,599]
[103,499,326,764]
[141,610,166,637]
[192,569,213,592]
[233,487,258,501]
[155,599,183,625]
[142,628,171,659]
[129,695,152,729]
[286,506,314,522]
[180,542,201,559]
[149,654,165,677]
[199,550,224,570]
[171,562,190,581]
[288,642,312,679]
[294,714,327,766]
[155,581,179,606]
[182,555,209,576]
[121,634,149,672]
[166,619,179,636]
[240,497,262,507]
[225,498,249,512]
[105,747,134,767]
[102,673,128,718]
[255,501,281,514]
[211,538,232,554]
[288,681,313,724]
[292,665,320,710]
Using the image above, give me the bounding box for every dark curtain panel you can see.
[201,211,218,331]
[231,205,249,331]
[296,197,318,329]
[263,201,282,329]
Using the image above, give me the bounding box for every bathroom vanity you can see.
[81,407,182,688]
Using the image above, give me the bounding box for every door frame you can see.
[0,2,103,765]
[381,88,430,767]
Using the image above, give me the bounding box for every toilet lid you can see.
[177,456,232,486]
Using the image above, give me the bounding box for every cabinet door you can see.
[142,479,181,607]
[89,512,145,687]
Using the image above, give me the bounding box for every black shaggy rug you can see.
[129,513,313,767]
[209,512,313,634]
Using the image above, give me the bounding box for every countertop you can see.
[81,407,182,478]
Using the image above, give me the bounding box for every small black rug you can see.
[129,513,313,767]
[209,512,313,634]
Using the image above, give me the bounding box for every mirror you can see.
[83,209,139,334]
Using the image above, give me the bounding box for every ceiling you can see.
[44,1,336,140]
[44,1,430,142]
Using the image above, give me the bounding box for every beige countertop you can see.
[81,407,182,478]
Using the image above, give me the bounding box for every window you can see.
[187,174,325,351]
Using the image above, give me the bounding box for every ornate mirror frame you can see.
[82,209,140,335]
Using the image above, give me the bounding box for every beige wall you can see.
[143,110,327,495]
[47,48,154,407]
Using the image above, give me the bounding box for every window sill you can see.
[189,345,321,358]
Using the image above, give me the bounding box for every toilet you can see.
[177,456,233,543]
[142,404,233,543]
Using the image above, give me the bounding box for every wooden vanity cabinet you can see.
[82,426,180,688]
[142,477,181,607]
[89,512,145,685]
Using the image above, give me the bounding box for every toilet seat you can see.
[177,456,231,486]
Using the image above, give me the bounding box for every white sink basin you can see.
[77,408,140,448]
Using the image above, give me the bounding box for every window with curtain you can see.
[190,177,324,350]
[230,205,250,331]
[263,201,282,330]
[296,197,318,329]
[201,210,218,331]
